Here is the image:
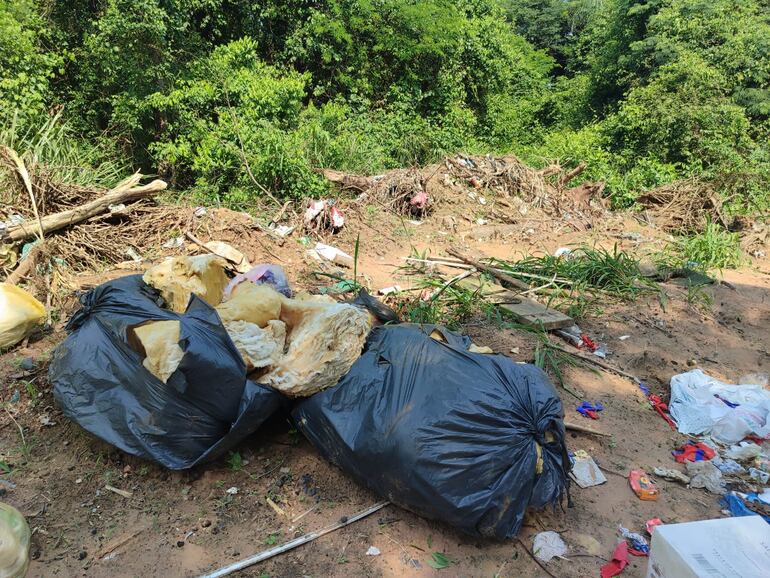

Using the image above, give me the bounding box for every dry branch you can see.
[2,174,167,242]
[447,247,530,291]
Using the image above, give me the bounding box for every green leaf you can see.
[427,552,452,570]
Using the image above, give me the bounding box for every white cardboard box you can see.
[646,516,770,578]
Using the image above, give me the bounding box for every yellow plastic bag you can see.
[0,283,45,349]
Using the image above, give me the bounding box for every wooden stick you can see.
[550,343,641,384]
[2,174,167,242]
[5,244,43,285]
[517,538,559,578]
[447,247,530,291]
[558,162,586,187]
[199,501,389,578]
[563,419,610,437]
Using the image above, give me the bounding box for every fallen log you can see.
[2,173,167,243]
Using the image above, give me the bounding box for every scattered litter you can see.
[629,469,659,500]
[0,283,46,349]
[268,223,295,238]
[686,461,724,494]
[749,467,770,484]
[313,243,354,268]
[408,219,423,226]
[724,441,763,461]
[645,518,663,535]
[226,487,239,495]
[554,247,571,258]
[104,485,133,499]
[193,206,207,217]
[467,344,494,354]
[669,369,770,444]
[532,531,567,562]
[378,285,402,296]
[721,491,770,522]
[648,516,770,576]
[576,401,603,420]
[365,546,381,556]
[304,199,344,230]
[293,325,570,539]
[0,502,30,577]
[618,335,630,341]
[224,263,292,299]
[653,467,690,484]
[713,457,744,474]
[600,541,628,578]
[475,218,488,225]
[569,450,607,488]
[203,240,251,274]
[619,526,649,556]
[478,196,487,205]
[162,236,185,249]
[510,347,520,354]
[38,414,55,427]
[672,441,715,463]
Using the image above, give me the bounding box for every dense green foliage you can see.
[1,0,768,210]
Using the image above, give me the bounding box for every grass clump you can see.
[676,222,743,271]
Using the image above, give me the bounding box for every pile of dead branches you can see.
[320,167,429,216]
[637,178,728,234]
[0,145,168,282]
[320,154,606,220]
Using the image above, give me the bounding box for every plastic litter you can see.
[304,199,344,230]
[0,283,46,349]
[645,518,663,535]
[532,531,567,562]
[721,491,770,523]
[672,441,715,463]
[576,401,603,420]
[223,264,292,299]
[724,441,763,461]
[600,541,628,578]
[0,502,30,578]
[365,546,380,556]
[652,467,690,484]
[629,469,659,500]
[569,450,607,488]
[749,467,770,484]
[619,526,649,556]
[203,241,251,274]
[713,457,744,474]
[49,275,284,469]
[686,460,725,494]
[669,369,770,444]
[313,243,354,268]
[293,324,570,539]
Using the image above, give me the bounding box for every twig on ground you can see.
[516,538,559,578]
[199,501,389,578]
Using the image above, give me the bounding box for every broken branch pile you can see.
[0,145,168,279]
[637,178,728,234]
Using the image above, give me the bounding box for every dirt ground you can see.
[2,177,769,578]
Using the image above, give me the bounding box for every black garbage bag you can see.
[293,324,570,539]
[49,275,284,469]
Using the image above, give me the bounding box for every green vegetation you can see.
[0,0,767,216]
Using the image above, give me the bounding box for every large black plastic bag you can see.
[49,275,284,469]
[293,324,570,539]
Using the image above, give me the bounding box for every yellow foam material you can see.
[216,282,283,327]
[258,298,371,397]
[130,320,184,383]
[143,254,228,313]
[225,319,286,372]
[0,283,45,349]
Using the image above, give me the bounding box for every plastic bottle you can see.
[0,502,30,578]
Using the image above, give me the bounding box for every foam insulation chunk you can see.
[216,282,283,327]
[143,254,228,312]
[225,319,286,372]
[259,298,371,397]
[0,282,45,349]
[130,320,184,383]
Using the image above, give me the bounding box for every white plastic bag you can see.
[0,283,45,349]
[669,369,770,444]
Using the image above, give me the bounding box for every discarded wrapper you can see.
[569,450,607,488]
[629,469,659,501]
